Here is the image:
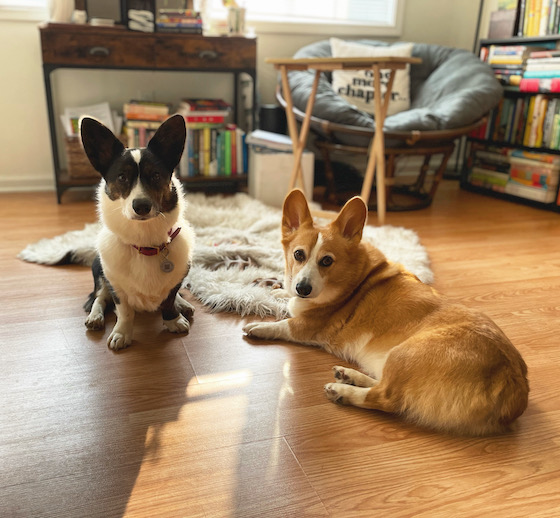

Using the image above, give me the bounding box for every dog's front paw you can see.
[243,321,286,341]
[243,322,264,337]
[175,294,195,319]
[107,331,132,351]
[164,314,191,334]
[252,277,284,289]
[85,313,105,331]
[271,288,290,299]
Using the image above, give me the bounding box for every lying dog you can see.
[80,114,195,350]
[244,189,529,435]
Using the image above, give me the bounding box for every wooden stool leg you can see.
[280,67,320,198]
[279,66,301,191]
[291,69,320,195]
[360,67,397,225]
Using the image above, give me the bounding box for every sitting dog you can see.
[80,114,195,350]
[244,189,529,435]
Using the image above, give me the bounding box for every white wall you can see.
[0,0,483,193]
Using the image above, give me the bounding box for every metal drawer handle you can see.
[89,46,110,56]
[198,50,218,60]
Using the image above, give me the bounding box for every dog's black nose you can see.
[132,198,152,216]
[296,282,312,297]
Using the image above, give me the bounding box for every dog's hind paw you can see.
[324,383,345,404]
[164,314,190,334]
[325,382,371,407]
[332,366,378,387]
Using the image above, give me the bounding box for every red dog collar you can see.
[132,227,181,256]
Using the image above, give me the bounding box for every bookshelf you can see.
[39,23,256,202]
[462,33,560,212]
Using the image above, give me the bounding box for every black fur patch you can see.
[160,283,183,321]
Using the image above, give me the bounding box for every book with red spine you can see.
[519,77,560,92]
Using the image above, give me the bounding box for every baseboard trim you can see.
[0,177,55,193]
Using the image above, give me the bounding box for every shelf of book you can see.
[463,21,560,212]
[462,139,560,213]
[39,23,257,202]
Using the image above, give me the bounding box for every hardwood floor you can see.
[1,181,559,517]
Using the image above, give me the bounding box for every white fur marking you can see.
[124,179,148,219]
[294,234,325,298]
[352,334,389,380]
[130,149,142,164]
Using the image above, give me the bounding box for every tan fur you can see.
[244,190,529,436]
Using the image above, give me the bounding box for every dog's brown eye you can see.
[320,256,333,267]
[117,174,127,184]
[294,249,306,262]
[152,172,160,182]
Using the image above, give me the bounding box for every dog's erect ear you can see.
[332,196,367,240]
[147,114,186,171]
[80,117,125,177]
[282,189,313,235]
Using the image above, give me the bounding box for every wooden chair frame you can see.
[276,86,485,211]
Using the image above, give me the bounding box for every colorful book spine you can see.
[520,78,560,92]
[224,130,232,176]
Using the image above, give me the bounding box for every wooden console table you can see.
[39,23,257,202]
[266,56,421,224]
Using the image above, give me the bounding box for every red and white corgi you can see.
[244,189,529,435]
[80,114,195,350]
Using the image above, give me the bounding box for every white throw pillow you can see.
[330,38,413,117]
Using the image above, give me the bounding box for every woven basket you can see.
[65,135,128,179]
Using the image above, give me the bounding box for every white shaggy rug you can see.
[18,193,433,318]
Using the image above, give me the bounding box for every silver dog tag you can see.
[160,247,174,273]
[161,259,174,273]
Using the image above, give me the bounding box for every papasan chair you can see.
[276,39,503,210]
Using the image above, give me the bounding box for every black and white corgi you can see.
[80,114,195,350]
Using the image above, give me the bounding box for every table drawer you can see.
[41,30,156,68]
[155,35,256,70]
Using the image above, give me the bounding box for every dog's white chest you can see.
[98,229,190,312]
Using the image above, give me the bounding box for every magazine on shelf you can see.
[60,101,121,137]
[245,130,293,152]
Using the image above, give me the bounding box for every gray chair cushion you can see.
[287,40,503,134]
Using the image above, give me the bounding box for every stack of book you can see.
[466,145,560,203]
[466,143,511,192]
[156,8,203,33]
[482,44,552,86]
[177,99,247,178]
[520,49,560,92]
[507,150,560,202]
[123,100,171,148]
[484,45,527,85]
